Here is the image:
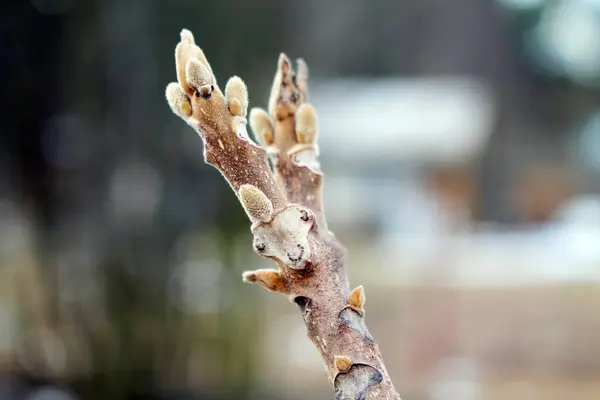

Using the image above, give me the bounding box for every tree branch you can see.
[165,29,400,400]
[250,55,327,228]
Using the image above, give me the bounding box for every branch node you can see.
[339,308,375,343]
[251,205,313,269]
[288,144,322,174]
[334,364,384,400]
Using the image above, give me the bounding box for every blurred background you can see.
[2,0,600,398]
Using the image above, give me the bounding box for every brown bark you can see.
[165,29,400,400]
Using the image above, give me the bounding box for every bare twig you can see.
[165,29,400,400]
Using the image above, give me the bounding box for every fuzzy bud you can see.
[186,59,213,99]
[249,108,274,146]
[165,82,192,118]
[225,76,249,117]
[175,30,214,94]
[295,103,318,144]
[239,184,273,222]
[242,269,285,292]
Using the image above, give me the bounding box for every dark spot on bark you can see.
[300,210,309,222]
[255,242,266,252]
[287,244,304,262]
[294,296,312,316]
[198,88,212,100]
[290,92,299,103]
[334,364,383,400]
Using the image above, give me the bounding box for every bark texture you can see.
[165,29,400,400]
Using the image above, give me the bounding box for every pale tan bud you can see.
[225,76,249,117]
[165,82,192,118]
[175,30,214,94]
[239,184,273,222]
[242,269,285,292]
[249,108,274,146]
[186,59,213,98]
[295,103,318,144]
